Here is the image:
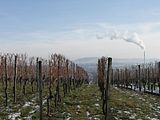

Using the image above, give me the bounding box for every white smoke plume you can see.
[96,31,145,51]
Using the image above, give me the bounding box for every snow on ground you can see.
[146,116,159,120]
[88,117,92,120]
[7,95,48,119]
[23,102,32,107]
[8,112,21,120]
[66,113,71,120]
[114,116,122,120]
[117,110,122,114]
[66,116,71,120]
[86,111,90,117]
[42,99,47,104]
[94,117,100,120]
[124,111,131,114]
[77,105,81,109]
[111,86,160,120]
[129,113,137,119]
[95,103,100,107]
[75,111,79,115]
[27,113,32,120]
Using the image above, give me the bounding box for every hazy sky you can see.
[0,0,160,60]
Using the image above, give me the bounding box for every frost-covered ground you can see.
[126,84,160,95]
[53,85,105,120]
[0,83,50,120]
[0,84,159,119]
[110,87,160,120]
[7,95,48,120]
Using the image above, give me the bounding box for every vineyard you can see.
[97,56,160,120]
[0,53,88,119]
[0,54,159,120]
[1,0,160,119]
[112,61,160,95]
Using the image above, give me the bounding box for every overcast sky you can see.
[0,0,160,60]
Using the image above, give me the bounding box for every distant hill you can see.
[74,57,159,73]
[74,57,159,83]
[74,57,99,64]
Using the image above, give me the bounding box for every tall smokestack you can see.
[144,51,146,66]
[96,30,146,64]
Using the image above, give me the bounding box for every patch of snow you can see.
[150,104,153,107]
[86,111,90,117]
[62,112,66,115]
[157,106,160,109]
[95,104,100,107]
[42,99,47,104]
[151,118,159,120]
[23,102,32,107]
[94,118,100,120]
[139,98,145,101]
[129,113,137,119]
[29,110,35,114]
[8,112,21,120]
[114,116,120,120]
[31,97,36,102]
[147,117,159,120]
[88,117,92,120]
[110,107,114,111]
[95,115,100,117]
[150,97,156,100]
[117,110,122,114]
[66,117,71,120]
[114,87,119,90]
[66,113,71,120]
[27,113,31,120]
[135,108,141,110]
[6,107,12,112]
[156,110,160,114]
[34,105,39,109]
[29,105,39,114]
[67,113,71,117]
[124,111,130,114]
[77,105,81,109]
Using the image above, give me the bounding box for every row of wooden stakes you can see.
[0,53,89,119]
[97,57,160,120]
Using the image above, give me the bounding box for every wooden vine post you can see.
[105,57,112,120]
[57,56,60,102]
[13,55,17,103]
[4,57,8,106]
[36,58,39,91]
[1,56,4,85]
[147,67,150,90]
[47,60,52,116]
[66,59,70,93]
[138,65,141,91]
[158,62,160,93]
[38,61,43,120]
[72,63,76,89]
[117,69,120,87]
